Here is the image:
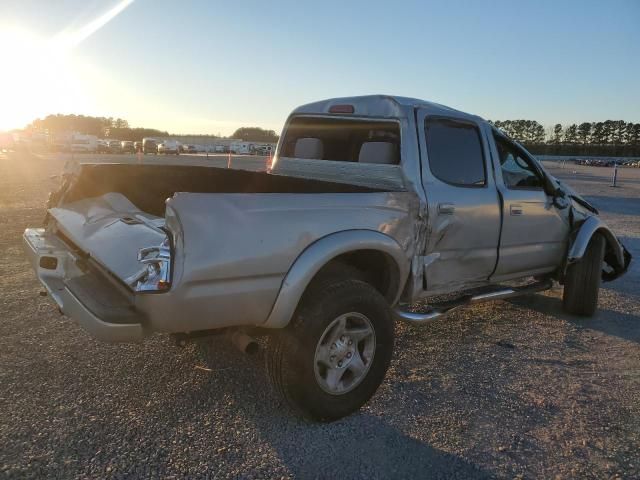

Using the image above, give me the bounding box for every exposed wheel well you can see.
[313,249,401,303]
[597,228,626,281]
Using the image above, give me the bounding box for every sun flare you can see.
[0,27,89,131]
[0,1,135,132]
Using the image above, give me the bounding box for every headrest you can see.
[294,138,324,159]
[358,141,397,164]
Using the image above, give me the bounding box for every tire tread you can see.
[266,265,393,421]
[563,233,605,316]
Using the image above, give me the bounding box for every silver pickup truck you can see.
[24,95,631,421]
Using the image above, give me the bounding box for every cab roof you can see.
[291,94,484,123]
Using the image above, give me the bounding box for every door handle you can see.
[510,204,524,216]
[438,203,455,215]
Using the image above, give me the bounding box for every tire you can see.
[563,233,605,316]
[266,265,394,422]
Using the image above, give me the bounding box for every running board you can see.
[394,279,553,325]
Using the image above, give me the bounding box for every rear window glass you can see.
[280,116,401,165]
[425,118,486,186]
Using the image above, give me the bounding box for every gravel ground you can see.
[1,153,639,479]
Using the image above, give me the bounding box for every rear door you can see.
[489,132,569,280]
[417,111,502,294]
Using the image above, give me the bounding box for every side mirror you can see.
[552,188,569,209]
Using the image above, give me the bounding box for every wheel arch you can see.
[262,230,410,329]
[566,216,630,281]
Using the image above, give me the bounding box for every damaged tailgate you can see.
[48,192,168,286]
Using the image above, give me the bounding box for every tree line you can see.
[231,127,279,143]
[27,114,279,143]
[490,119,640,157]
[26,113,639,155]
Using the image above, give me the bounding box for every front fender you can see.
[567,216,631,281]
[262,229,410,329]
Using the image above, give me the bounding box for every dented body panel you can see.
[137,191,419,333]
[23,95,631,343]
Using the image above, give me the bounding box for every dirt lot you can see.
[1,152,639,479]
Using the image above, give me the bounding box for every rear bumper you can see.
[23,228,146,343]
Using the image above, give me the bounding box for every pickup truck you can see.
[23,95,631,421]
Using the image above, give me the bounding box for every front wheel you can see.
[563,233,605,316]
[266,269,394,421]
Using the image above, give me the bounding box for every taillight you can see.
[132,238,172,292]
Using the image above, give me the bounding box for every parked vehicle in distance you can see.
[214,145,226,153]
[182,144,197,154]
[96,140,110,153]
[142,138,158,154]
[121,141,135,153]
[158,139,180,155]
[255,144,274,156]
[23,95,631,422]
[71,134,98,153]
[108,140,122,153]
[134,141,143,153]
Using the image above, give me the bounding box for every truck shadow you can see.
[584,194,640,216]
[508,294,640,344]
[601,235,640,302]
[190,339,491,479]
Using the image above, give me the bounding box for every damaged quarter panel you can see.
[134,191,419,333]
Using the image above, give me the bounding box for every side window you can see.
[424,118,486,187]
[494,136,543,189]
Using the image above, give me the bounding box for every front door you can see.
[490,132,569,281]
[417,112,502,294]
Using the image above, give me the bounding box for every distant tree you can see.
[626,123,640,145]
[551,123,563,144]
[564,124,578,144]
[612,120,626,145]
[108,127,169,141]
[231,127,279,143]
[591,122,605,145]
[577,122,591,145]
[603,120,616,144]
[113,118,129,129]
[512,120,525,142]
[532,122,545,144]
[28,114,104,136]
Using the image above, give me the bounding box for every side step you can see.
[394,279,553,325]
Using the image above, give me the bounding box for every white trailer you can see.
[230,141,254,154]
[71,134,98,153]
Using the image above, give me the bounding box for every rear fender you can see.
[262,230,410,329]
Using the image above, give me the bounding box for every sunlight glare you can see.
[0,1,136,132]
[0,27,89,131]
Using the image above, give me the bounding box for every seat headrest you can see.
[294,138,324,159]
[358,141,397,164]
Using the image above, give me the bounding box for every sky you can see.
[0,0,638,135]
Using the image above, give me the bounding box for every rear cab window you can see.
[274,115,406,190]
[424,118,486,187]
[279,116,401,165]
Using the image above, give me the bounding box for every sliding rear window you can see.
[280,116,401,165]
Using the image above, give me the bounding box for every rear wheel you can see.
[563,233,605,316]
[266,267,394,421]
